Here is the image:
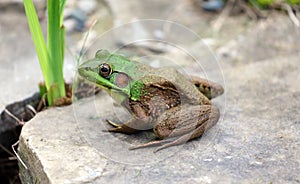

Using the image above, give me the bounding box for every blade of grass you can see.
[24,0,67,106]
[60,0,66,69]
[60,0,66,26]
[47,0,66,103]
[23,0,50,88]
[60,26,65,69]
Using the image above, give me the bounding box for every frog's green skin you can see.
[78,50,224,152]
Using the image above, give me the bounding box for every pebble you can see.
[202,0,225,11]
[77,0,97,15]
[63,0,98,32]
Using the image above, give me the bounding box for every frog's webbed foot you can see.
[103,119,138,134]
[129,131,191,152]
[129,138,175,152]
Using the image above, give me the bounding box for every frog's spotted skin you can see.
[78,50,224,151]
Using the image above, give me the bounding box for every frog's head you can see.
[78,50,137,102]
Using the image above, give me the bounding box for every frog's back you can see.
[128,69,196,119]
[127,66,210,120]
[127,72,181,119]
[146,67,210,105]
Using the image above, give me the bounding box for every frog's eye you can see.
[98,63,112,78]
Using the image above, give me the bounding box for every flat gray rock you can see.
[19,105,107,183]
[19,53,300,183]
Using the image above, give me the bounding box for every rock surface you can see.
[0,0,299,183]
[19,105,107,183]
[19,53,300,183]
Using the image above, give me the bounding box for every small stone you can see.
[63,19,77,32]
[77,0,97,15]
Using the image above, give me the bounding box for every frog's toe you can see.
[104,120,138,134]
[129,140,164,150]
[103,120,124,132]
[103,127,122,132]
[106,119,121,127]
[129,138,175,151]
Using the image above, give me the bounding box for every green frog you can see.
[78,50,224,152]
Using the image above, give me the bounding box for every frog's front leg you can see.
[105,116,153,134]
[130,105,220,152]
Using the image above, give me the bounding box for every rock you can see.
[19,104,107,183]
[77,0,97,14]
[202,0,225,11]
[18,53,300,183]
[63,18,78,33]
[216,13,300,66]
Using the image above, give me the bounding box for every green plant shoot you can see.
[24,0,66,106]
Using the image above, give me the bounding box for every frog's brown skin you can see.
[129,105,220,151]
[78,50,224,151]
[106,67,223,152]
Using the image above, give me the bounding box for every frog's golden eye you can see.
[98,63,112,78]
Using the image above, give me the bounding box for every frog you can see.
[78,50,224,152]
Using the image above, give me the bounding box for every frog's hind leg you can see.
[154,105,220,152]
[129,105,220,152]
[153,120,213,152]
[129,120,213,152]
